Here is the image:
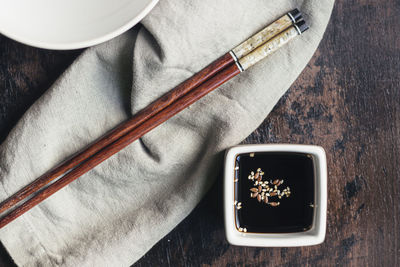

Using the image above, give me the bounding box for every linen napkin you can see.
[0,0,334,266]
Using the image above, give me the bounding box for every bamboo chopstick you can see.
[0,9,302,216]
[0,15,308,229]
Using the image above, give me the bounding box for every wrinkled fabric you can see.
[0,0,334,266]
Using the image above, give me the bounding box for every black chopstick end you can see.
[295,20,309,34]
[288,8,302,23]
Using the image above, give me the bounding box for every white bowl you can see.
[224,144,327,247]
[0,0,159,50]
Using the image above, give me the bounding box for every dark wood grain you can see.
[0,52,234,217]
[0,0,399,266]
[134,1,400,266]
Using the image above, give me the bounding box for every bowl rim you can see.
[0,0,159,50]
[224,144,327,247]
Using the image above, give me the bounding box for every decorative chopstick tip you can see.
[231,8,303,60]
[237,18,309,71]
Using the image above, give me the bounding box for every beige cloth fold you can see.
[0,0,334,266]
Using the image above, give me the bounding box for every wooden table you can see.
[0,1,399,266]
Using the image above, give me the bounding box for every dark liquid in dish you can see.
[235,152,314,233]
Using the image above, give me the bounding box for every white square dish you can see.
[224,144,327,247]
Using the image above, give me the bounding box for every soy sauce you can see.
[234,152,314,233]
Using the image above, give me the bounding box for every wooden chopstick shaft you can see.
[0,10,301,215]
[0,63,241,229]
[0,15,307,228]
[0,53,234,215]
